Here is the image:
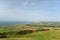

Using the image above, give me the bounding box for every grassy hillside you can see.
[0,30,60,40]
[0,24,60,40]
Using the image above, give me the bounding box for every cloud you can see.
[30,2,35,5]
[0,2,17,20]
[24,1,29,6]
[0,3,7,15]
[0,0,59,21]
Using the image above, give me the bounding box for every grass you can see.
[0,30,60,40]
[0,24,60,40]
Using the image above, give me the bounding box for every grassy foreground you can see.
[0,30,60,40]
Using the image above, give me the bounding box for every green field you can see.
[0,24,60,40]
[0,30,60,40]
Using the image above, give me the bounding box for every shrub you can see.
[0,32,7,38]
[37,28,49,31]
[17,30,33,35]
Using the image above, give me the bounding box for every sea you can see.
[0,21,34,26]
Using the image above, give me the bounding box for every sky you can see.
[0,0,60,22]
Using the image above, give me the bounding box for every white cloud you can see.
[0,3,7,15]
[0,0,58,21]
[0,2,16,20]
[24,1,29,6]
[30,2,35,5]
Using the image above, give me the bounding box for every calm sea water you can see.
[0,21,33,26]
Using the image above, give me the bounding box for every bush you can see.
[0,32,7,38]
[37,28,49,31]
[17,30,33,35]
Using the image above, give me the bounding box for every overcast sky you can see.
[0,0,60,21]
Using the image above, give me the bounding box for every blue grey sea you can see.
[0,21,33,26]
